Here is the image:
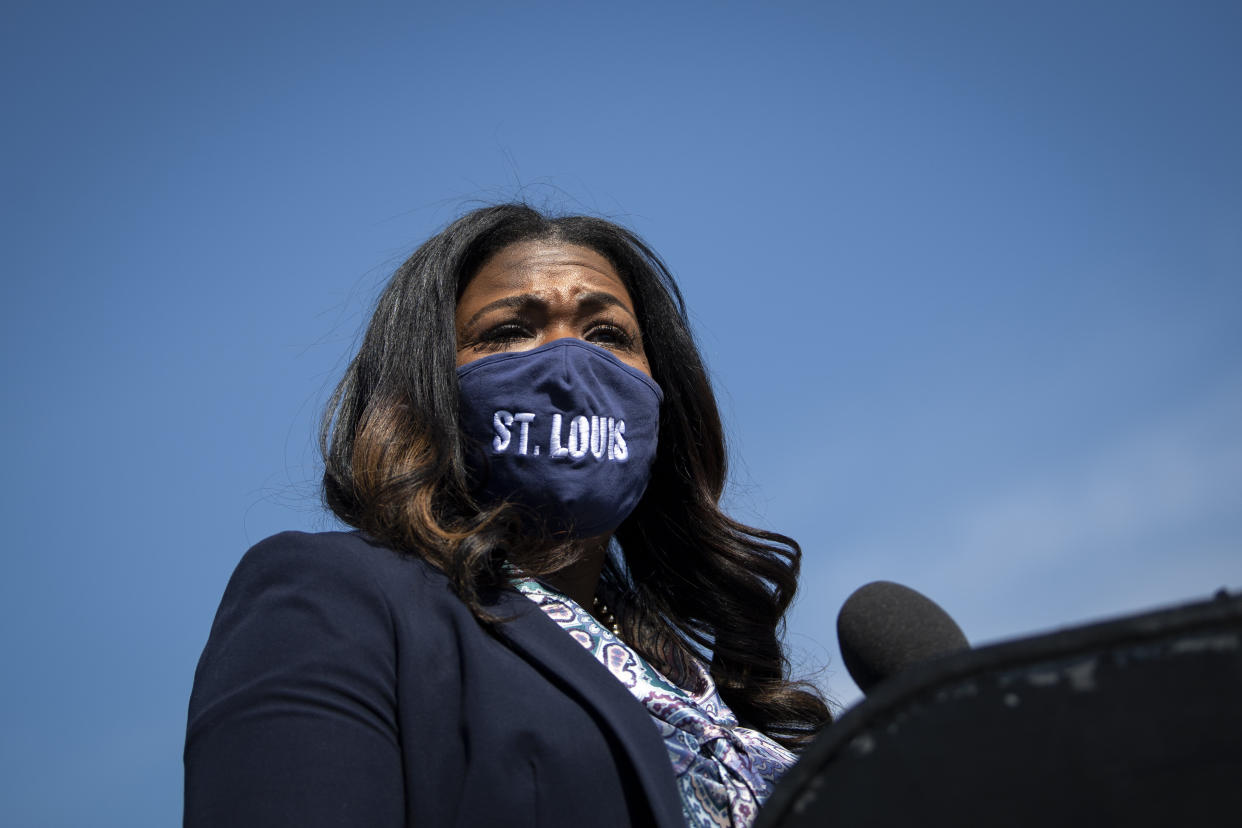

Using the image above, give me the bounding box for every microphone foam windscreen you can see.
[837,580,968,693]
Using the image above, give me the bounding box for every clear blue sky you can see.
[3,2,1240,825]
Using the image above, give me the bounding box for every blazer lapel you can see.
[490,589,685,828]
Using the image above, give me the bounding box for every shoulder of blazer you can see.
[217,529,687,828]
[224,529,461,616]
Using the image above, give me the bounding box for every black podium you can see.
[758,592,1242,827]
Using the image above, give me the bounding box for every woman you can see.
[185,204,831,827]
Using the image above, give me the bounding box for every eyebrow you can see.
[462,291,637,329]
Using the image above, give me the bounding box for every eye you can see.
[472,320,534,351]
[585,322,637,350]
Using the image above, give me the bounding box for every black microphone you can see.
[837,581,969,693]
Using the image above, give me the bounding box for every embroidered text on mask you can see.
[455,338,662,536]
[491,411,628,460]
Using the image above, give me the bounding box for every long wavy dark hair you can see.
[321,204,830,747]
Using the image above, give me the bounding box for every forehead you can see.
[461,241,631,301]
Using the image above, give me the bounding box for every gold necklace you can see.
[592,596,621,636]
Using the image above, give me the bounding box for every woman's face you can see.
[455,241,652,377]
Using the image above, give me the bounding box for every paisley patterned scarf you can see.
[513,578,798,828]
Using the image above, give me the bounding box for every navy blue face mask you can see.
[456,338,663,537]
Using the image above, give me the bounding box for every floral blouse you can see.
[513,578,798,828]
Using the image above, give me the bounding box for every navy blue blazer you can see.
[184,530,686,827]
